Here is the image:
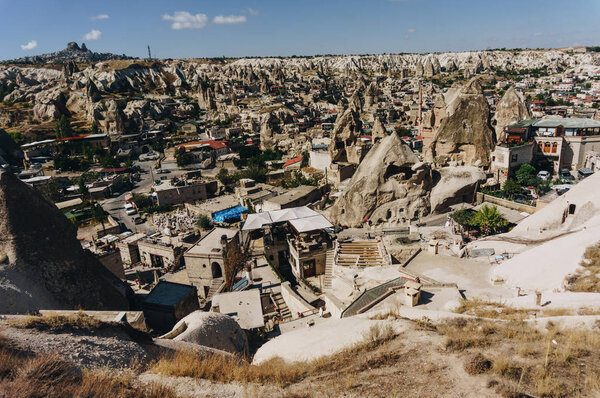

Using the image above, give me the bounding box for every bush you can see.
[196,214,213,230]
[464,353,492,375]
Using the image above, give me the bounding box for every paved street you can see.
[100,160,156,233]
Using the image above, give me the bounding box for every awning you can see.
[288,214,333,233]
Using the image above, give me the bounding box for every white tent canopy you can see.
[242,206,329,232]
[288,214,333,233]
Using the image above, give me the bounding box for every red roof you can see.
[179,140,228,150]
[283,156,303,168]
[55,134,91,142]
[532,100,545,104]
[101,167,128,173]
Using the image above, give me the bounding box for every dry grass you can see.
[0,335,176,398]
[565,242,600,292]
[464,353,492,375]
[9,312,152,343]
[453,298,600,321]
[150,322,399,387]
[436,317,600,397]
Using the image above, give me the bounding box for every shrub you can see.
[464,353,492,375]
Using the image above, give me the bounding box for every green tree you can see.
[90,120,99,135]
[301,151,309,168]
[470,205,509,235]
[78,177,89,199]
[54,115,73,139]
[216,168,234,189]
[175,148,193,167]
[132,194,153,211]
[196,214,213,230]
[92,202,108,234]
[503,179,522,199]
[515,163,536,186]
[223,244,250,291]
[450,208,474,229]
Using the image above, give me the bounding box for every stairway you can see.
[206,277,224,301]
[271,291,292,322]
[323,249,335,290]
[337,241,385,267]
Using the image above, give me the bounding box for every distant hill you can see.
[3,42,135,64]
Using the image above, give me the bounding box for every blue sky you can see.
[1,0,599,60]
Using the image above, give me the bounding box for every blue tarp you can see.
[212,205,248,223]
[232,277,250,292]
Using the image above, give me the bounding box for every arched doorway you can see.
[211,262,223,278]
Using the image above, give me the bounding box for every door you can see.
[302,259,316,278]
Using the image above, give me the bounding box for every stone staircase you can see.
[337,241,385,267]
[206,277,224,301]
[271,291,292,322]
[323,249,335,290]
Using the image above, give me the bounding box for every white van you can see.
[124,203,137,215]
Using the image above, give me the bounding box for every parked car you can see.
[139,152,158,161]
[577,168,594,179]
[536,170,550,181]
[155,169,170,174]
[124,203,137,216]
[132,215,144,224]
[559,168,574,182]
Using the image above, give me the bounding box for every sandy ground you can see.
[405,251,515,300]
[252,318,405,364]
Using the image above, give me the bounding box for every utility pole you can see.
[147,45,152,61]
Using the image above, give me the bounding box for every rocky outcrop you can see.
[328,108,364,164]
[492,86,530,143]
[372,116,387,142]
[198,83,217,111]
[430,166,486,212]
[0,129,23,166]
[348,90,362,112]
[160,311,248,356]
[364,82,379,109]
[423,59,434,77]
[33,87,67,121]
[0,172,132,314]
[259,113,278,150]
[415,61,424,77]
[7,42,132,64]
[327,133,432,227]
[427,78,495,167]
[85,79,101,102]
[100,99,126,134]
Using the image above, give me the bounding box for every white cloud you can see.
[407,28,415,33]
[163,11,208,30]
[533,32,542,37]
[247,8,259,16]
[213,15,247,24]
[83,29,102,41]
[20,40,38,50]
[91,14,109,20]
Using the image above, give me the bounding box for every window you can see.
[511,154,518,162]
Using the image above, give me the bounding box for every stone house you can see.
[184,228,240,299]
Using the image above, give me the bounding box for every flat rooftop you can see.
[186,227,238,256]
[144,280,196,307]
[212,289,264,330]
[266,185,318,206]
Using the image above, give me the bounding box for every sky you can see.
[1,0,599,60]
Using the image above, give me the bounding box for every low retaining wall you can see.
[476,192,537,214]
[323,292,346,319]
[280,281,315,319]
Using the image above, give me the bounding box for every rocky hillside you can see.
[0,47,598,139]
[4,42,133,65]
[0,171,133,313]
